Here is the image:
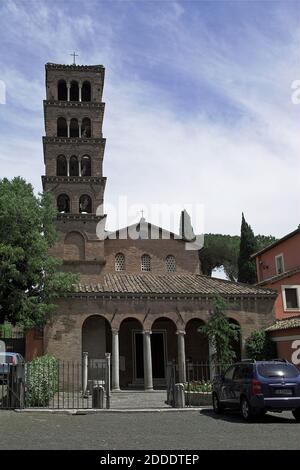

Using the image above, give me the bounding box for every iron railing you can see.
[0,357,111,410]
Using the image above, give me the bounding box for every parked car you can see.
[212,359,300,421]
[0,352,25,384]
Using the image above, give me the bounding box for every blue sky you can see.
[0,0,299,237]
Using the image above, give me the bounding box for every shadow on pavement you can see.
[200,408,297,424]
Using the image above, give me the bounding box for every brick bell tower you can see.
[42,62,107,281]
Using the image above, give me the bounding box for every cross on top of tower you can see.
[70,52,78,65]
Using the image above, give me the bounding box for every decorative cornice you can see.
[45,63,104,72]
[42,176,106,185]
[43,100,105,109]
[57,213,105,221]
[43,137,105,145]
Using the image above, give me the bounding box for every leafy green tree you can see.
[199,234,240,280]
[237,213,257,284]
[0,177,77,329]
[199,233,277,281]
[198,295,240,364]
[245,330,276,360]
[255,234,277,252]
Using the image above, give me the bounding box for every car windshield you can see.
[0,354,14,364]
[257,363,300,378]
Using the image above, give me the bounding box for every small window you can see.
[79,194,92,214]
[57,194,70,213]
[81,155,91,176]
[57,80,67,101]
[70,80,79,101]
[141,254,151,272]
[166,255,176,272]
[275,254,284,275]
[284,288,299,309]
[81,81,91,102]
[115,253,125,272]
[81,118,91,138]
[57,155,67,176]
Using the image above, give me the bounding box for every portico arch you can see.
[119,317,143,389]
[185,318,209,363]
[151,318,178,380]
[81,315,112,360]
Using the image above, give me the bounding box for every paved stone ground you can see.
[110,390,170,409]
[1,409,300,449]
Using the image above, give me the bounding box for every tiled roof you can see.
[266,316,300,331]
[257,266,300,286]
[74,274,277,297]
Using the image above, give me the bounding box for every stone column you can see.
[209,337,217,380]
[78,120,82,138]
[67,119,70,138]
[67,82,70,102]
[78,157,82,176]
[143,330,153,391]
[176,330,186,383]
[67,157,70,177]
[111,329,120,391]
[79,82,82,102]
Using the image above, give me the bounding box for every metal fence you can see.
[166,361,232,407]
[0,356,111,410]
[186,361,232,384]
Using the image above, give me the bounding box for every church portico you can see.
[44,276,276,390]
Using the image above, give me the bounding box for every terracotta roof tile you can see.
[74,274,276,297]
[266,316,300,331]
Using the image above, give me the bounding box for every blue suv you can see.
[212,359,300,421]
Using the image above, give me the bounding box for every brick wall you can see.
[104,237,201,275]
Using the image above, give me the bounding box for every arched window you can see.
[57,194,70,213]
[79,194,92,214]
[81,155,91,176]
[166,255,176,272]
[70,155,79,176]
[82,81,91,102]
[57,80,67,101]
[81,117,91,138]
[115,253,125,272]
[141,254,151,272]
[57,155,67,176]
[70,118,79,138]
[57,117,67,137]
[70,80,79,101]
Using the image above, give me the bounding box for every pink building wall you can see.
[254,229,300,320]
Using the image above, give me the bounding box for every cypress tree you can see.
[237,213,257,284]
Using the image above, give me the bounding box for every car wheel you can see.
[292,408,300,421]
[212,393,224,415]
[241,397,255,422]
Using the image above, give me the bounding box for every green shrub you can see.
[25,355,58,406]
[245,330,276,360]
[0,323,12,338]
[185,381,212,393]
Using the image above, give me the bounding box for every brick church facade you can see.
[41,62,276,389]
